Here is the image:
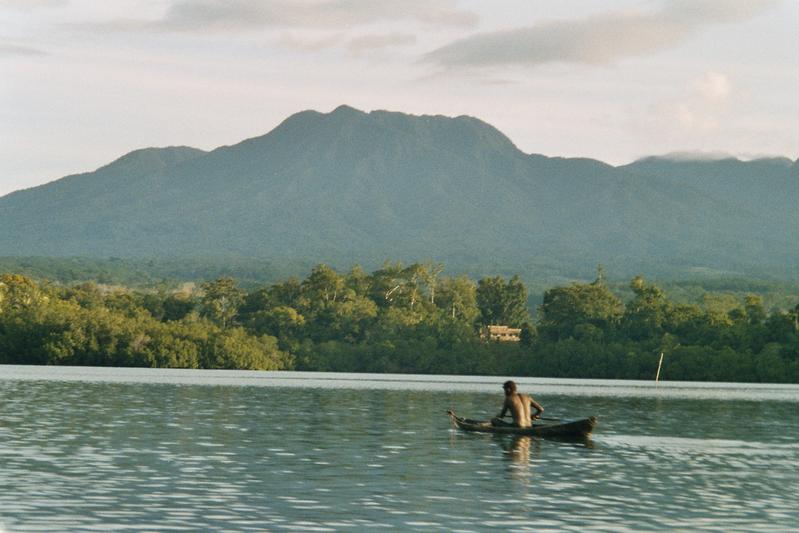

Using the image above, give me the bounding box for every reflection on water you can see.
[504,435,536,463]
[0,366,798,532]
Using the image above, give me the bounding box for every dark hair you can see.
[503,380,517,392]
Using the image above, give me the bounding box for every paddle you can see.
[501,414,561,422]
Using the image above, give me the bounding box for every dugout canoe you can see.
[447,410,597,438]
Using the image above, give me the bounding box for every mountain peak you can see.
[330,104,365,116]
[231,105,522,162]
[98,146,207,175]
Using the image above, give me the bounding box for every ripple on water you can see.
[1,371,798,531]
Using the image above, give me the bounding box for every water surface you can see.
[1,366,797,531]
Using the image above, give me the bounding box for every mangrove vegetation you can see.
[1,263,798,382]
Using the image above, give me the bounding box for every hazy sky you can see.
[2,0,797,195]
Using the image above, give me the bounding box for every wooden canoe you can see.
[447,410,597,438]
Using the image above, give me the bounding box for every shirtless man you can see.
[493,380,544,428]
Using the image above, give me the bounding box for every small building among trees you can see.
[481,324,522,342]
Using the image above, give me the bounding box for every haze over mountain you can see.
[2,105,797,279]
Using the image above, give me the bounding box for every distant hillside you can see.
[623,156,799,229]
[1,105,797,279]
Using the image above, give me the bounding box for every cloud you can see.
[278,33,345,51]
[692,71,731,103]
[0,42,48,56]
[278,31,416,53]
[96,0,478,33]
[645,71,735,136]
[348,33,416,52]
[425,0,778,68]
[0,0,67,9]
[653,151,736,161]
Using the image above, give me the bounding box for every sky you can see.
[2,0,797,195]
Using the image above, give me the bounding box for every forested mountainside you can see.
[2,106,797,279]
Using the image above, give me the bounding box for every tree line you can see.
[1,263,798,382]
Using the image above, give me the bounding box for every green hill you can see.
[1,106,797,279]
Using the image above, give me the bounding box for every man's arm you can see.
[497,398,509,419]
[530,397,544,420]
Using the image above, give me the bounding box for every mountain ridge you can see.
[1,106,797,279]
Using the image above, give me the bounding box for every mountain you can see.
[623,156,799,228]
[1,105,798,279]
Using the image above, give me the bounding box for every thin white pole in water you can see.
[655,352,664,382]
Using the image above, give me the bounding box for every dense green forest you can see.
[0,256,312,288]
[4,256,799,314]
[1,263,798,382]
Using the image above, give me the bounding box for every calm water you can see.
[1,366,798,532]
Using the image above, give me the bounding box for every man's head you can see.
[503,380,517,395]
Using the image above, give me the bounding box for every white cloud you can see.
[425,0,778,68]
[654,101,720,134]
[692,71,732,103]
[637,71,736,142]
[348,33,416,52]
[0,42,48,56]
[0,0,67,9]
[653,151,736,161]
[95,0,478,33]
[278,33,345,51]
[277,32,416,53]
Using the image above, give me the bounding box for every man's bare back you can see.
[496,380,544,428]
